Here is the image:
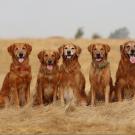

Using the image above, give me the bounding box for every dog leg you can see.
[10,87,19,108]
[91,86,95,106]
[19,86,26,106]
[105,85,110,105]
[53,86,58,103]
[117,87,122,102]
[33,81,43,106]
[60,86,64,106]
[37,83,43,105]
[25,83,30,104]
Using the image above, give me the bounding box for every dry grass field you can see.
[0,38,134,135]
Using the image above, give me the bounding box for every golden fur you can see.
[0,43,32,107]
[33,50,60,106]
[58,43,87,106]
[88,43,113,106]
[115,41,135,101]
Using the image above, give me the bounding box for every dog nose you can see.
[67,50,71,55]
[48,59,52,64]
[131,49,135,54]
[19,53,23,58]
[96,53,100,58]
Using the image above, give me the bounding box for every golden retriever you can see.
[33,50,60,106]
[0,43,32,107]
[115,41,135,101]
[58,43,87,106]
[88,43,113,106]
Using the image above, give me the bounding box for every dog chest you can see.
[90,67,110,85]
[43,84,54,98]
[63,87,75,103]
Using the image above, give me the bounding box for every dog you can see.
[58,43,87,106]
[33,50,60,106]
[88,43,113,106]
[0,43,32,107]
[115,41,135,101]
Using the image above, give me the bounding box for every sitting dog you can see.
[58,43,87,106]
[88,43,113,106]
[0,43,32,107]
[33,50,60,106]
[115,41,135,101]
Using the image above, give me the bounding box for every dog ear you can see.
[120,45,124,53]
[38,51,45,64]
[88,44,95,54]
[104,44,110,53]
[7,44,15,56]
[75,45,81,56]
[54,51,60,60]
[25,43,32,54]
[58,45,64,56]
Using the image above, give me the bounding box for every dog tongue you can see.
[18,58,24,63]
[130,56,135,63]
[47,65,53,70]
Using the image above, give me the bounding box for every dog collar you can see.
[93,61,109,69]
[98,61,109,69]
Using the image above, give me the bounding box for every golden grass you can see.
[0,38,134,135]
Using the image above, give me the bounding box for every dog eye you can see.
[15,48,18,50]
[71,48,75,50]
[64,47,68,49]
[45,54,48,57]
[52,55,55,57]
[22,47,25,50]
[126,45,130,48]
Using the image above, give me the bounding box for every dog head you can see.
[38,50,60,71]
[8,43,32,63]
[88,43,110,62]
[120,41,135,64]
[58,43,81,60]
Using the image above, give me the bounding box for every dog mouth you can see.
[65,53,74,59]
[95,54,103,62]
[95,57,103,62]
[66,55,73,59]
[46,60,54,70]
[128,54,135,63]
[47,64,53,70]
[17,53,25,63]
[64,50,74,59]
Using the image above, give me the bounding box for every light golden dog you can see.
[115,41,135,101]
[0,43,32,107]
[88,43,113,106]
[58,43,87,106]
[33,50,60,106]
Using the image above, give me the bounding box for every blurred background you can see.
[0,0,134,39]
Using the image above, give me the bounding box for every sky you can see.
[0,0,134,38]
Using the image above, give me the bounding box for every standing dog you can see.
[88,43,113,106]
[33,50,60,106]
[58,43,87,106]
[115,41,135,101]
[0,43,32,107]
